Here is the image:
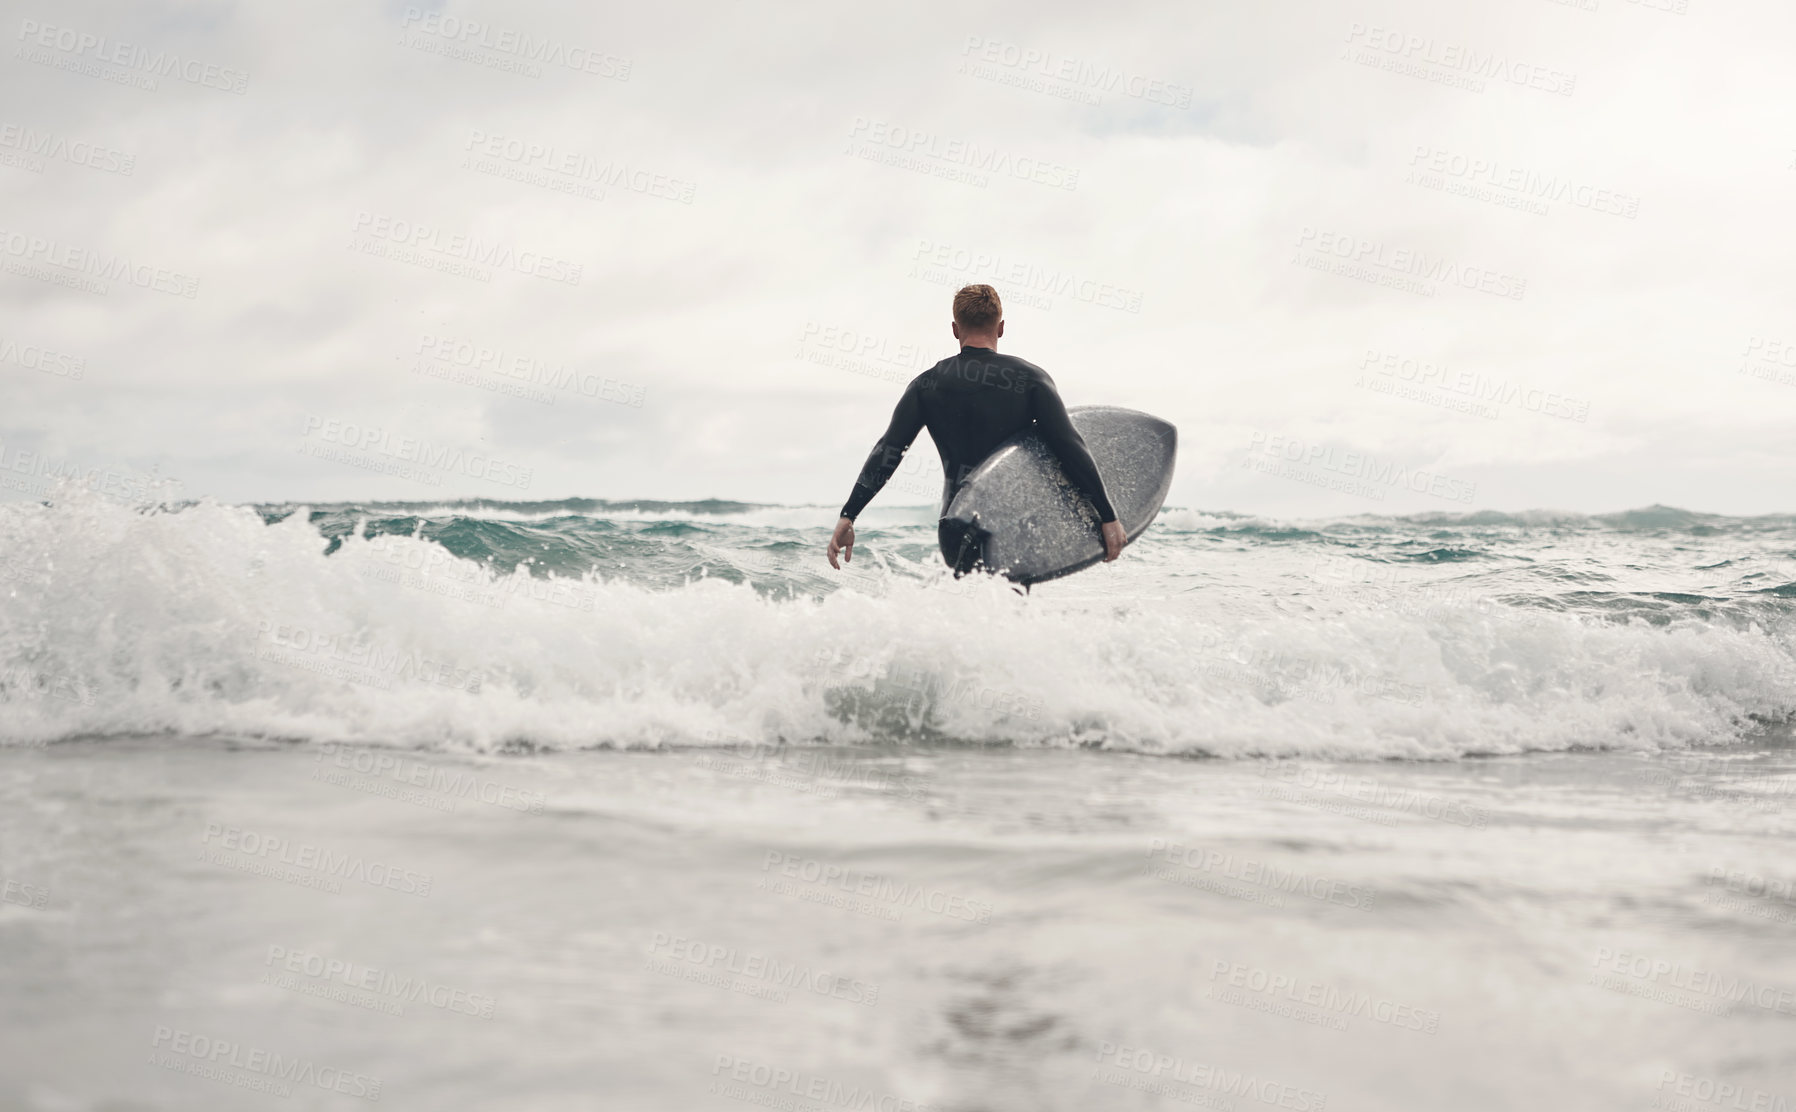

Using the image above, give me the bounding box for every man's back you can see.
[838,345,1117,524]
[825,283,1124,572]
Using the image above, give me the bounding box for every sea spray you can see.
[3,492,1795,756]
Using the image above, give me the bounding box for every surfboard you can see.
[937,406,1177,585]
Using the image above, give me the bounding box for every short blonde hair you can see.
[952,284,1002,329]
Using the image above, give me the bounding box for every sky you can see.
[2,0,1794,518]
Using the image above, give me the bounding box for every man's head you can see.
[951,284,1004,348]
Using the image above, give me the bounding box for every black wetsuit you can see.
[838,346,1117,525]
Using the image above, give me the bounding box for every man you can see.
[826,284,1125,571]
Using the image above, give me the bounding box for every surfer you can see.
[826,284,1125,571]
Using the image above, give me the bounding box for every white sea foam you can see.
[2,495,1794,757]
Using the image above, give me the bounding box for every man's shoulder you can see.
[957,349,1048,376]
[991,351,1049,387]
[909,362,946,390]
[915,349,1048,392]
[1003,352,1048,377]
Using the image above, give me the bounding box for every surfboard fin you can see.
[937,514,991,578]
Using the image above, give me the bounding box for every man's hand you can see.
[827,517,855,569]
[1101,520,1126,562]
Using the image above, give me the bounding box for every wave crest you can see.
[3,496,1794,758]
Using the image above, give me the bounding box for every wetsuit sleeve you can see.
[839,378,926,521]
[1028,371,1118,524]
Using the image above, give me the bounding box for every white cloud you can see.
[2,0,1793,513]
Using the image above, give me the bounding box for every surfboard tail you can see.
[937,515,991,578]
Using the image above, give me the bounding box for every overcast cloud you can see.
[3,0,1794,516]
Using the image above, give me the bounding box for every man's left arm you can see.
[829,380,925,568]
[1028,370,1126,561]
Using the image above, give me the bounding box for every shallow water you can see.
[2,738,1794,1111]
[4,496,1796,1108]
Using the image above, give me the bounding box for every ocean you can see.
[2,493,1794,1110]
